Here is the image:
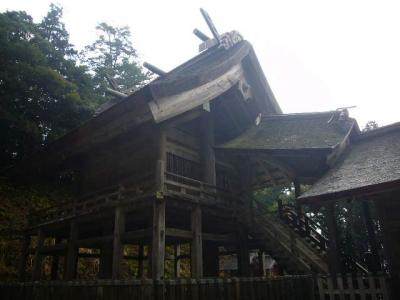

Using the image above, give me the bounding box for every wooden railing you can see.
[279,204,328,251]
[164,171,241,208]
[30,169,239,227]
[31,172,155,226]
[278,203,370,274]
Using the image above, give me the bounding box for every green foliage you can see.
[0,177,71,280]
[0,4,150,281]
[81,22,150,98]
[0,5,99,169]
[253,185,295,212]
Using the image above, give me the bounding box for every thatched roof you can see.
[217,111,355,150]
[298,122,400,203]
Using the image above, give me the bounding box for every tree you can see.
[81,22,149,97]
[363,120,379,132]
[0,5,100,169]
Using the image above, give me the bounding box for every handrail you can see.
[277,202,370,274]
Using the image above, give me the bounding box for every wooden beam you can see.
[148,64,243,123]
[143,62,166,76]
[151,199,166,279]
[31,229,44,281]
[106,87,128,98]
[200,8,220,41]
[64,221,78,280]
[112,206,125,279]
[166,228,192,240]
[191,205,203,278]
[193,28,210,41]
[203,232,236,243]
[18,235,30,281]
[123,228,152,242]
[165,227,236,243]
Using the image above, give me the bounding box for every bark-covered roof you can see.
[299,122,400,202]
[217,111,354,150]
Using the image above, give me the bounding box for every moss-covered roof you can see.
[299,122,400,202]
[217,111,354,150]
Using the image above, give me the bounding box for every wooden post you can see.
[18,234,30,281]
[191,204,203,278]
[138,244,145,278]
[152,199,166,279]
[361,200,380,272]
[64,221,78,280]
[294,180,303,232]
[99,243,113,278]
[258,250,266,277]
[50,237,61,280]
[203,242,219,277]
[32,228,44,281]
[174,244,180,278]
[238,228,250,276]
[112,206,125,279]
[156,127,167,194]
[201,111,216,185]
[325,202,341,275]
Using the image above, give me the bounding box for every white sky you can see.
[1,0,400,127]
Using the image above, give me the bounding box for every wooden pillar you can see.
[325,202,341,275]
[174,244,180,278]
[32,228,44,281]
[18,234,30,281]
[99,243,113,279]
[201,111,216,185]
[151,124,167,280]
[258,250,266,277]
[64,221,78,280]
[152,199,166,279]
[238,228,250,276]
[361,200,380,272]
[50,237,61,280]
[191,205,203,278]
[203,242,219,277]
[138,244,145,278]
[112,206,125,279]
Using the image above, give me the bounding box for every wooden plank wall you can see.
[80,124,158,193]
[0,276,314,300]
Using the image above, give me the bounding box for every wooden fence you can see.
[0,276,314,300]
[0,274,391,300]
[316,274,389,300]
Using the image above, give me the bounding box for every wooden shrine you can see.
[14,10,400,292]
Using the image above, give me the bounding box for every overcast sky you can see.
[2,0,399,127]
